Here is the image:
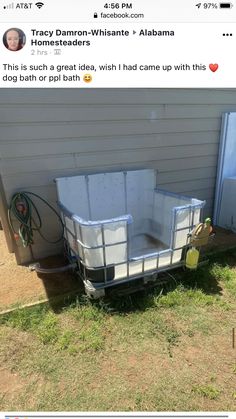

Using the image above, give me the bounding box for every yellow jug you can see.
[185,247,199,270]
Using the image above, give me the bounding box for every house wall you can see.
[1,88,236,264]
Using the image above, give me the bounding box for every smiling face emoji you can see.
[83,74,92,83]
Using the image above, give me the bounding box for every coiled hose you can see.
[8,191,64,247]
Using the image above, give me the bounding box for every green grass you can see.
[56,330,76,350]
[153,286,217,308]
[0,305,60,344]
[0,248,236,410]
[210,263,236,296]
[192,384,221,400]
[0,304,49,330]
[36,312,59,344]
[210,263,235,282]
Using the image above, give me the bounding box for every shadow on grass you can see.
[8,246,236,316]
[88,247,236,314]
[30,253,84,312]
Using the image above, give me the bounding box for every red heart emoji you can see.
[209,63,218,72]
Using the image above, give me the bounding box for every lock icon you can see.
[94,12,98,18]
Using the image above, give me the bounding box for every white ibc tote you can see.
[55,169,205,298]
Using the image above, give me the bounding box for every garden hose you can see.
[29,262,77,274]
[8,191,64,247]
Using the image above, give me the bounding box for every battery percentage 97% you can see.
[196,3,218,8]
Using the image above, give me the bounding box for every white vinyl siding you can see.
[0,88,236,263]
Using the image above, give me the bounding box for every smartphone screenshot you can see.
[0,1,236,418]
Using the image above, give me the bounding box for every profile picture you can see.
[3,28,26,51]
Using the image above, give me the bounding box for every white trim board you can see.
[213,112,236,226]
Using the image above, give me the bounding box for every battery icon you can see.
[219,2,233,7]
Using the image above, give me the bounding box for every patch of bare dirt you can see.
[89,328,236,410]
[0,368,26,395]
[0,231,82,311]
[204,226,236,253]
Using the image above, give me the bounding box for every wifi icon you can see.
[35,2,44,8]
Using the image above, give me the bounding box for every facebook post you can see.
[0,0,236,418]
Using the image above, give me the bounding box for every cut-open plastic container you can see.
[55,169,205,298]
